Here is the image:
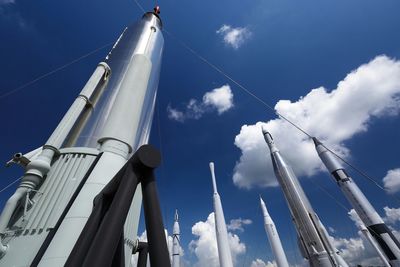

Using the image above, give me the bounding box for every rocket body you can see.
[209,162,233,267]
[314,138,400,266]
[260,197,289,267]
[262,128,347,267]
[172,210,180,267]
[0,11,164,267]
[358,220,391,267]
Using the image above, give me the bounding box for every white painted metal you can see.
[0,11,164,267]
[37,12,164,267]
[262,127,347,267]
[209,162,233,267]
[172,210,180,267]
[0,61,110,256]
[46,62,110,150]
[0,148,98,267]
[315,139,400,266]
[260,197,289,267]
[358,221,391,266]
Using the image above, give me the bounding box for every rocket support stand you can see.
[63,144,170,267]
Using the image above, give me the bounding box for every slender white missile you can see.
[262,127,348,267]
[209,162,233,267]
[314,137,400,266]
[260,197,289,267]
[356,219,391,266]
[172,210,180,267]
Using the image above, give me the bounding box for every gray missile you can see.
[172,210,181,267]
[262,127,348,267]
[260,196,289,267]
[209,162,234,267]
[314,137,400,266]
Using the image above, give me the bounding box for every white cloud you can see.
[250,259,276,267]
[167,105,185,122]
[383,168,400,194]
[233,55,400,189]
[189,212,246,267]
[348,209,364,228]
[331,235,382,265]
[203,85,234,114]
[328,226,336,234]
[384,206,400,224]
[216,24,252,49]
[168,84,234,122]
[227,218,252,232]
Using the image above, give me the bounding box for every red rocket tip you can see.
[153,6,160,14]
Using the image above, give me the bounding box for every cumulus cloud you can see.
[384,206,400,224]
[383,168,400,194]
[216,24,252,49]
[168,85,234,122]
[250,259,276,267]
[331,235,382,265]
[227,218,252,232]
[233,55,400,189]
[203,85,234,114]
[189,212,246,267]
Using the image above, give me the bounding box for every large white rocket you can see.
[262,127,348,267]
[172,210,181,267]
[259,196,289,267]
[209,162,233,267]
[314,137,400,266]
[0,9,164,267]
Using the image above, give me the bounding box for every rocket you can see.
[0,8,164,266]
[260,196,289,267]
[351,212,391,267]
[172,210,181,267]
[314,137,400,266]
[261,127,348,267]
[209,162,234,267]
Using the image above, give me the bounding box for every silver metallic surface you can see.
[75,13,163,152]
[209,162,233,267]
[0,148,98,267]
[262,127,347,267]
[260,197,289,267]
[314,138,400,265]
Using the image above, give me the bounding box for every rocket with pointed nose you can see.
[260,196,289,267]
[172,210,181,267]
[209,162,233,267]
[313,137,400,266]
[261,127,348,267]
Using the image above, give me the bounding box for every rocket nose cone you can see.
[312,137,322,147]
[261,125,268,135]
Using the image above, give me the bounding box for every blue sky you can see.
[1,0,400,266]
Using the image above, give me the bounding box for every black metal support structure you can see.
[65,144,170,267]
[134,241,149,267]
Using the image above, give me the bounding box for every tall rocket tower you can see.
[172,210,181,267]
[0,8,164,266]
[261,127,348,267]
[209,162,233,267]
[314,138,400,266]
[260,196,289,267]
